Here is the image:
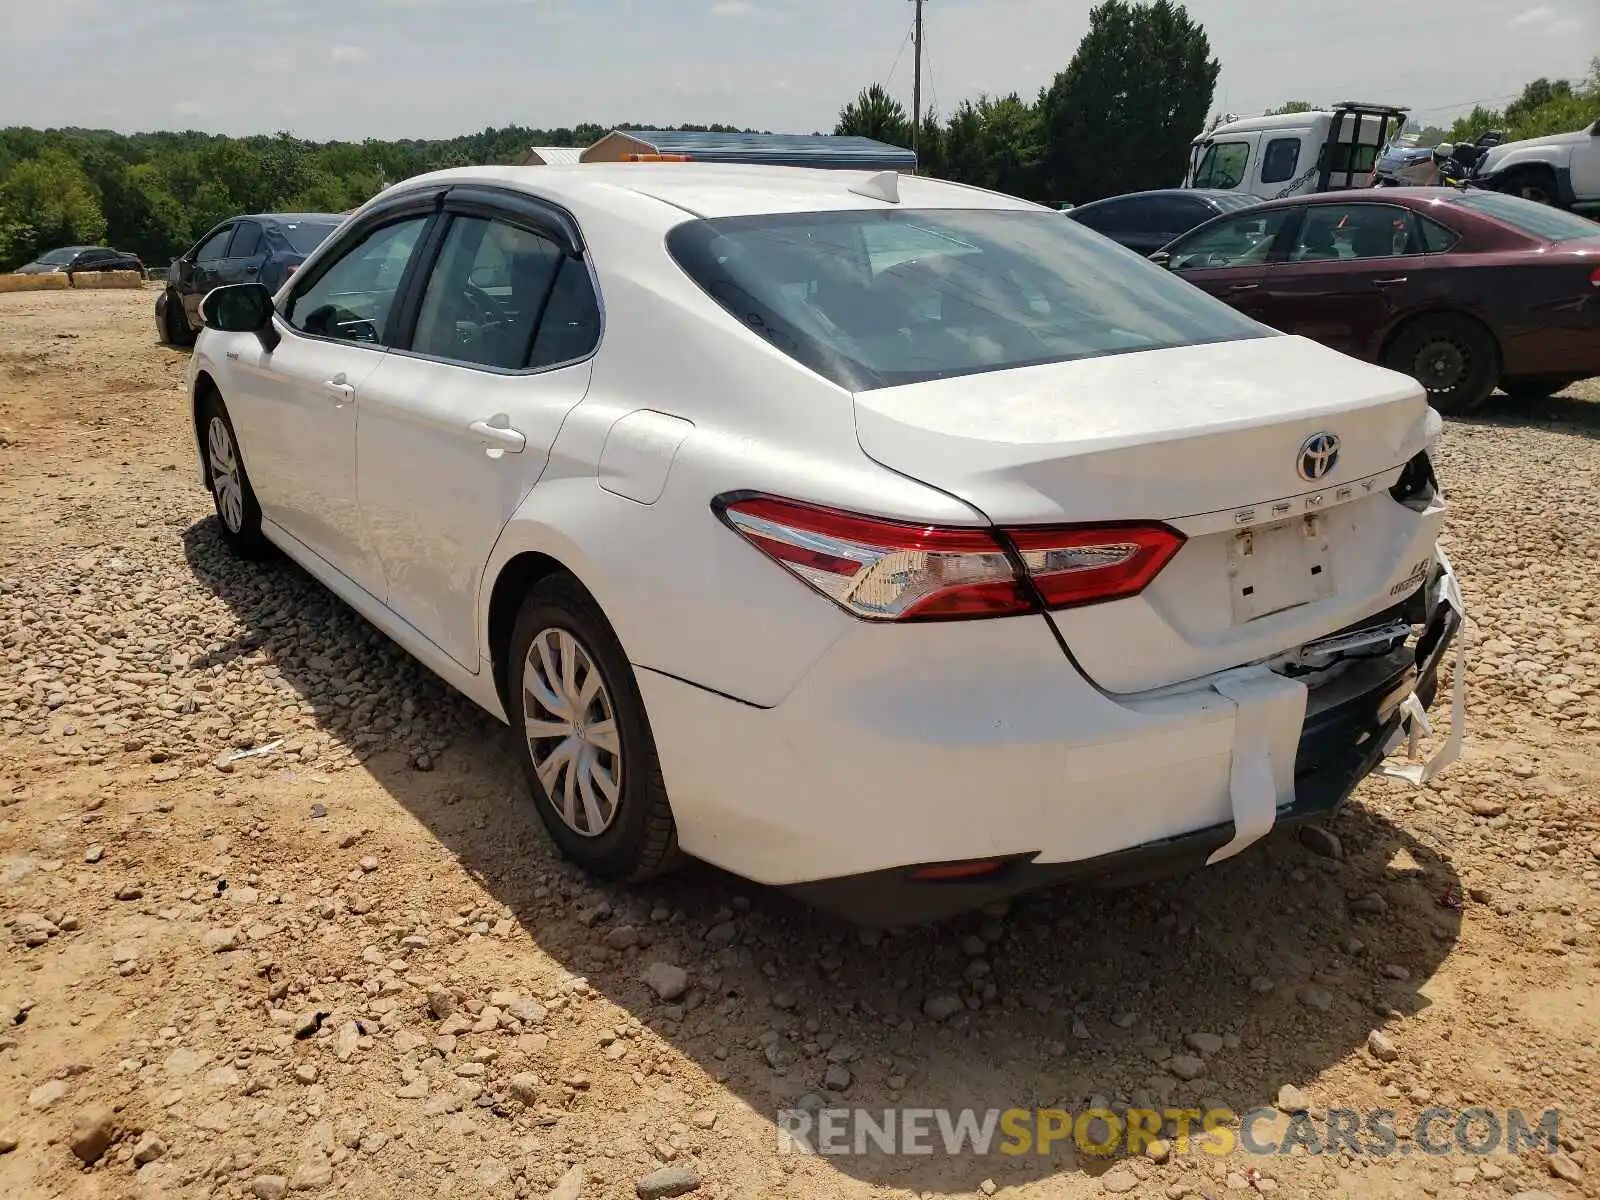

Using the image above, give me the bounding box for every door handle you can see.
[1373,277,1409,287]
[324,375,356,403]
[1227,283,1259,292]
[470,418,527,454]
[244,266,259,276]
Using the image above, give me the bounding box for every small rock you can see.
[1381,964,1410,980]
[28,1078,70,1110]
[1297,983,1334,1012]
[923,992,964,1021]
[203,927,239,953]
[508,1073,541,1105]
[0,1130,18,1154]
[68,1103,116,1164]
[1367,1029,1400,1062]
[426,988,456,1020]
[1101,1166,1139,1193]
[548,1164,586,1200]
[1548,1151,1584,1184]
[605,925,640,951]
[824,1064,852,1091]
[979,1180,998,1197]
[1299,826,1342,859]
[84,844,105,864]
[291,1155,333,1190]
[704,920,738,947]
[1145,1137,1171,1163]
[1167,1054,1206,1081]
[641,962,688,1002]
[1466,796,1506,817]
[1184,1031,1223,1056]
[251,1177,289,1200]
[358,856,379,873]
[1350,892,1388,915]
[1275,1084,1310,1113]
[133,1131,167,1165]
[636,1164,702,1199]
[334,1021,360,1063]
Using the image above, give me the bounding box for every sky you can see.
[1,0,1594,142]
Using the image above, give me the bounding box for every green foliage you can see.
[1266,101,1315,116]
[835,85,911,146]
[1038,0,1220,203]
[0,147,106,266]
[1446,60,1600,145]
[0,122,761,270]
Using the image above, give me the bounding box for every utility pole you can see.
[910,0,924,162]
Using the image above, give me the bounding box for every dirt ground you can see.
[1,287,1597,1200]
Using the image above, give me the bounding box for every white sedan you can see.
[188,163,1462,924]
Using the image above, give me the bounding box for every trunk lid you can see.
[853,335,1444,693]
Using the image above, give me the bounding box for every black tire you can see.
[162,291,195,347]
[1499,376,1573,402]
[1384,313,1500,416]
[1497,168,1560,207]
[197,391,274,559]
[507,574,679,882]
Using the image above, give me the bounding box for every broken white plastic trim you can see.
[1206,667,1308,865]
[1376,547,1468,786]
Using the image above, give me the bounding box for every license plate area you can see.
[1229,515,1334,624]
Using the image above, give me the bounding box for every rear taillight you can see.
[1590,266,1599,289]
[716,494,1183,622]
[285,263,300,277]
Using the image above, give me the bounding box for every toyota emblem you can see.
[1297,432,1341,482]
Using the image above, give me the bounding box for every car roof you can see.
[245,213,345,224]
[1075,188,1241,207]
[374,164,1044,223]
[1242,187,1470,213]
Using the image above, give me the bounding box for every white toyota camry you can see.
[188,163,1463,924]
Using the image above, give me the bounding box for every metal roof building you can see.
[518,145,586,167]
[581,130,917,171]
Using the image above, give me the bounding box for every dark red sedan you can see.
[1155,188,1600,412]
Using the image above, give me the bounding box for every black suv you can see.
[156,213,343,346]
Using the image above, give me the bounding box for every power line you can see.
[884,17,914,89]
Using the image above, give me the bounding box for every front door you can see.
[1165,206,1296,325]
[227,214,432,599]
[355,209,603,670]
[182,223,235,325]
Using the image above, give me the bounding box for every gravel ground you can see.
[2,288,1598,1200]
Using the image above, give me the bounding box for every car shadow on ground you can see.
[1463,387,1600,438]
[183,517,1463,1194]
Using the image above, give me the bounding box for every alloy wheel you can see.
[207,416,245,533]
[522,627,623,837]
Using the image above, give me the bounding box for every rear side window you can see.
[667,208,1268,391]
[1417,215,1459,253]
[528,257,601,368]
[229,222,263,258]
[1259,138,1301,185]
[278,221,341,255]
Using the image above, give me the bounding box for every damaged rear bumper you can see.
[783,555,1465,926]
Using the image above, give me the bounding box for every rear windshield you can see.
[667,209,1269,390]
[1450,192,1600,243]
[277,221,341,255]
[37,247,81,265]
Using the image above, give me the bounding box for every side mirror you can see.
[1148,249,1172,268]
[201,283,280,352]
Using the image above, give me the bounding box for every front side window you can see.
[411,216,564,369]
[1260,138,1302,185]
[285,217,427,346]
[1169,209,1293,270]
[1290,204,1416,262]
[195,227,234,264]
[668,208,1269,391]
[1193,141,1250,189]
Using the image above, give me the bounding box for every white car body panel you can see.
[184,163,1461,908]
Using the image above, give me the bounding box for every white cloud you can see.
[1509,4,1584,35]
[329,44,370,64]
[1510,4,1557,24]
[173,100,204,117]
[711,1,755,16]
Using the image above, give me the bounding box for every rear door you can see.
[1164,207,1297,324]
[1253,202,1423,357]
